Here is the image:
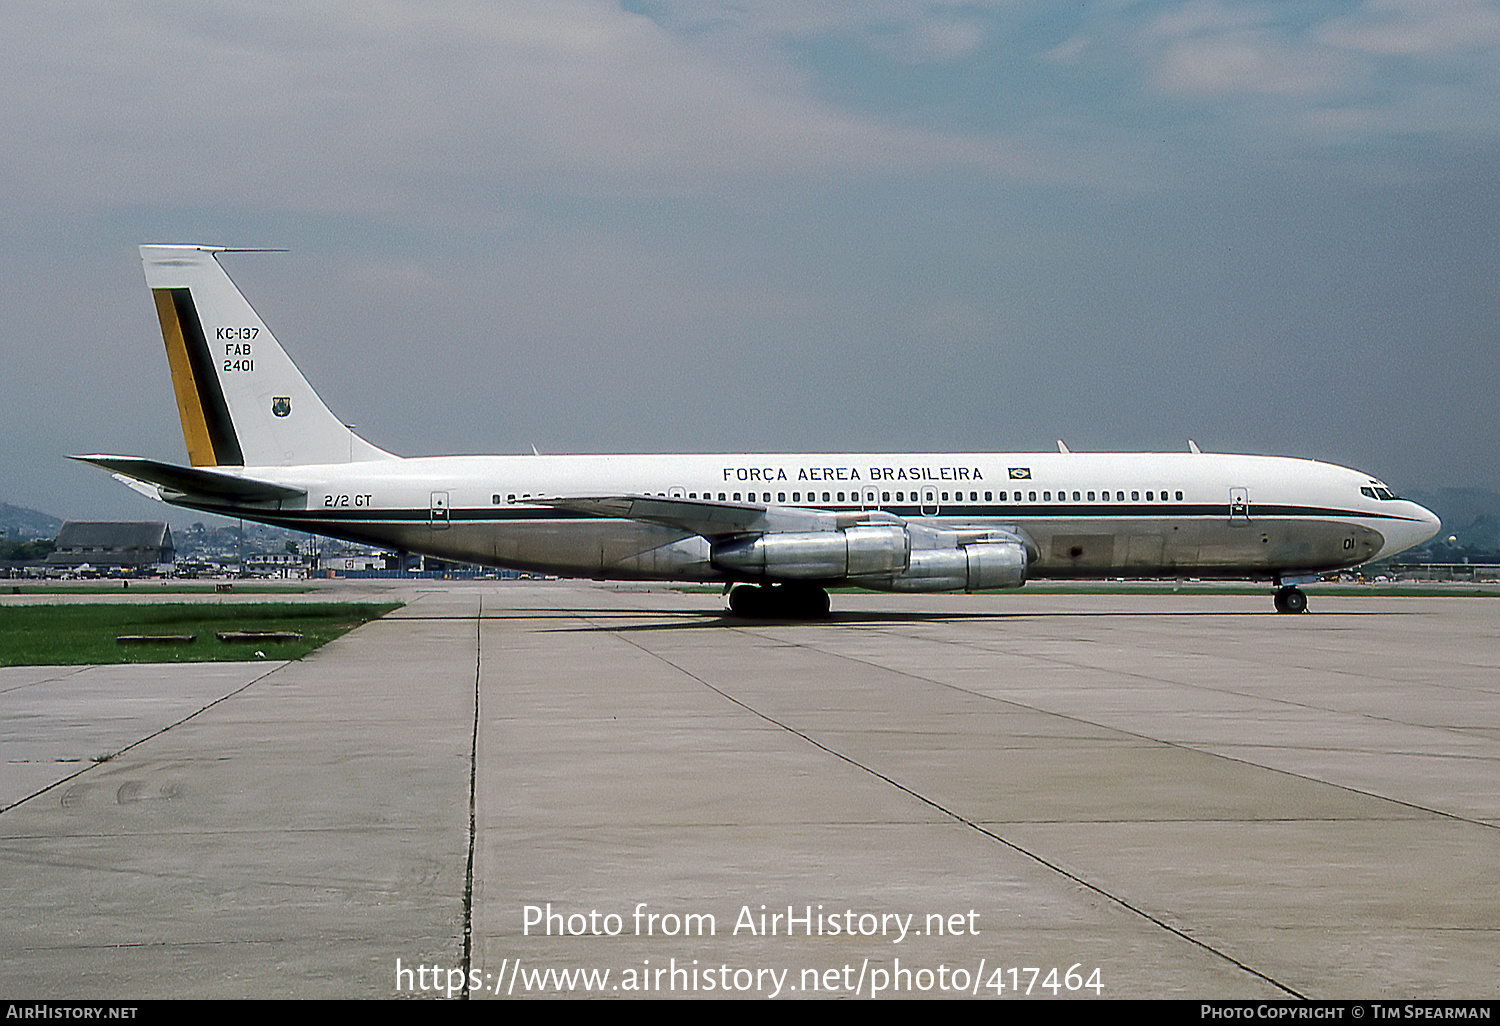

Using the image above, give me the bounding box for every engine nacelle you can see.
[866,540,1028,592]
[712,525,910,580]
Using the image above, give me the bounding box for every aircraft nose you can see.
[1376,501,1441,562]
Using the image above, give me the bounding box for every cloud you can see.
[11,0,1497,227]
[1038,34,1089,66]
[0,0,1053,229]
[1094,0,1500,166]
[1133,1,1360,99]
[1152,32,1354,98]
[1320,0,1500,57]
[863,15,990,64]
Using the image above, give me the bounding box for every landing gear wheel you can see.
[727,584,830,619]
[1274,586,1307,614]
[783,584,831,619]
[728,585,766,618]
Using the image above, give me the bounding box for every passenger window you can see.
[1175,491,1183,500]
[777,492,786,502]
[1043,491,1052,501]
[1087,491,1095,501]
[1131,490,1139,501]
[1117,491,1124,502]
[985,491,993,501]
[1146,491,1153,501]
[492,494,501,504]
[883,491,891,502]
[718,492,726,501]
[1072,490,1080,501]
[837,491,845,501]
[733,492,741,501]
[1028,491,1037,502]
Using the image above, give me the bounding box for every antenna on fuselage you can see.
[1057,440,1071,454]
[1188,440,1202,454]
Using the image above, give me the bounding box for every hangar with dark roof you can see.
[45,522,175,570]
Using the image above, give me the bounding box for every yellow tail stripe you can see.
[153,288,218,467]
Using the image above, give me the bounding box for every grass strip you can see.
[1,583,312,595]
[0,602,400,666]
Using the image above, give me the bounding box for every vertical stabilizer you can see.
[141,245,395,467]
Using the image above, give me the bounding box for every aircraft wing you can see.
[533,494,894,538]
[70,455,307,503]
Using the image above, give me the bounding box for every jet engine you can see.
[866,538,1028,592]
[712,525,910,580]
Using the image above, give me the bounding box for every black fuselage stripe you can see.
[168,288,243,466]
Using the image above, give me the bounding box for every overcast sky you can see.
[4,0,1498,523]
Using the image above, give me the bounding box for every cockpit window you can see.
[1362,485,1400,501]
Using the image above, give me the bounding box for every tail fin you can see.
[141,245,396,467]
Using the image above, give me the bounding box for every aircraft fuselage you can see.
[164,450,1434,586]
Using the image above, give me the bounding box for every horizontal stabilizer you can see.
[70,455,306,503]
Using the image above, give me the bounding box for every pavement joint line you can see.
[0,661,290,817]
[462,592,481,1000]
[581,609,1309,1000]
[743,623,1500,833]
[0,665,94,696]
[819,615,1492,715]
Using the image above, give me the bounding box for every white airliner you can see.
[75,245,1441,616]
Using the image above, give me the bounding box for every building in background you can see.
[45,522,175,574]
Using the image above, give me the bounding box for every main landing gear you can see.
[1273,586,1308,614]
[727,583,831,620]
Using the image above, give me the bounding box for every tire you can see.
[727,585,759,618]
[785,585,831,619]
[728,584,829,619]
[1275,587,1307,614]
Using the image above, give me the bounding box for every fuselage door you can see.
[429,490,451,530]
[1229,487,1250,525]
[921,488,939,517]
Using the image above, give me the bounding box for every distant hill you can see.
[0,502,62,541]
[1404,488,1500,555]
